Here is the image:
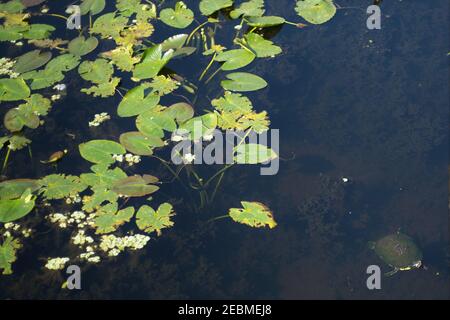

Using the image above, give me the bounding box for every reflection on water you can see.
[0,0,448,299]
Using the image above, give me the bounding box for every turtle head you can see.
[63,149,68,154]
[412,260,422,269]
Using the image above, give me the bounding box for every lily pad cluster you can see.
[0,0,337,276]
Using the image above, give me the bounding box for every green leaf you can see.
[117,85,160,117]
[68,36,99,56]
[229,201,277,228]
[216,49,255,71]
[0,189,35,222]
[199,0,233,16]
[0,0,25,13]
[246,16,285,27]
[78,58,113,84]
[160,1,194,29]
[94,205,134,234]
[234,143,277,164]
[116,0,141,16]
[80,164,127,189]
[22,24,55,39]
[230,0,265,19]
[4,104,40,132]
[38,174,87,200]
[81,77,120,97]
[80,0,105,15]
[0,25,28,41]
[120,131,164,156]
[136,106,177,138]
[161,34,188,51]
[221,72,267,92]
[13,49,52,73]
[136,203,175,236]
[79,140,125,164]
[112,175,159,197]
[82,187,118,213]
[165,102,194,124]
[0,179,39,200]
[133,44,173,80]
[0,237,22,275]
[178,113,218,141]
[212,92,253,113]
[0,78,30,101]
[91,12,128,39]
[245,33,282,58]
[295,0,336,24]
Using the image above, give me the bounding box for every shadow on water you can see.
[0,0,448,299]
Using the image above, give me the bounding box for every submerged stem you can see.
[2,148,11,173]
[199,52,217,81]
[187,21,208,44]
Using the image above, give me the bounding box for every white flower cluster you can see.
[47,211,96,229]
[2,222,33,238]
[99,234,150,256]
[112,153,141,166]
[53,83,66,91]
[88,112,110,127]
[0,58,19,78]
[51,94,61,101]
[45,257,70,270]
[65,193,81,204]
[182,153,196,164]
[72,229,94,246]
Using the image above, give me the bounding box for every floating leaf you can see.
[116,0,141,16]
[80,164,127,189]
[221,72,267,92]
[38,174,87,200]
[178,113,218,141]
[7,134,30,150]
[149,75,179,96]
[136,203,175,236]
[0,189,35,222]
[0,25,28,41]
[244,33,282,58]
[212,92,253,113]
[161,34,188,51]
[165,102,194,124]
[13,50,52,73]
[133,44,173,80]
[80,0,105,15]
[246,16,285,27]
[4,104,40,132]
[234,143,277,164]
[136,106,177,138]
[112,175,159,197]
[78,59,113,84]
[160,2,194,29]
[295,0,336,25]
[120,131,164,156]
[0,0,25,13]
[0,179,39,200]
[229,201,277,228]
[0,237,22,275]
[0,78,30,101]
[91,12,128,39]
[199,0,233,16]
[81,77,120,97]
[82,187,119,213]
[230,0,265,19]
[94,205,134,234]
[117,85,160,117]
[68,36,99,56]
[216,49,255,71]
[22,24,54,39]
[79,140,125,164]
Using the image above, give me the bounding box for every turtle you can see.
[370,232,423,276]
[40,149,68,164]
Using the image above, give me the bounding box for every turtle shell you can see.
[373,233,422,269]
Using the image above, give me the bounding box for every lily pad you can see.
[94,205,134,234]
[112,175,160,197]
[79,139,125,164]
[0,189,35,223]
[160,2,194,29]
[117,85,160,117]
[221,72,267,92]
[13,50,52,73]
[245,33,282,58]
[68,36,99,56]
[0,179,39,200]
[80,0,105,15]
[165,102,194,124]
[295,0,336,25]
[0,78,30,101]
[78,59,113,84]
[119,131,164,156]
[0,237,22,275]
[246,16,285,27]
[136,203,175,236]
[234,143,278,164]
[133,45,173,80]
[136,107,177,138]
[230,0,265,19]
[38,174,87,200]
[199,0,233,16]
[229,201,277,229]
[216,49,255,71]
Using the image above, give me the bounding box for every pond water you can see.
[0,0,448,299]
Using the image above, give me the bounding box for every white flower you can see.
[45,257,70,270]
[171,135,184,142]
[203,134,214,141]
[53,84,66,91]
[51,94,61,101]
[234,25,242,31]
[182,153,196,164]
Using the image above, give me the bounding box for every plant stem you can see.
[2,148,11,174]
[204,66,222,84]
[46,13,68,21]
[187,21,208,44]
[199,52,217,81]
[207,215,229,223]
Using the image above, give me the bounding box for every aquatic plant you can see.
[0,0,337,276]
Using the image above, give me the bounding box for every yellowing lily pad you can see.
[228,201,277,229]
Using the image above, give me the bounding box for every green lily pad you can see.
[295,0,336,24]
[0,179,39,200]
[221,72,267,92]
[80,164,127,189]
[229,201,277,229]
[136,107,177,138]
[4,105,40,132]
[212,92,253,113]
[160,1,194,29]
[199,0,233,16]
[112,175,160,197]
[68,36,99,56]
[136,203,175,236]
[0,78,30,101]
[0,237,22,275]
[22,24,55,40]
[80,0,105,15]
[246,16,285,27]
[38,174,87,200]
[78,58,113,84]
[178,113,218,141]
[0,189,35,223]
[245,33,282,58]
[13,50,52,73]
[79,139,126,164]
[133,45,173,80]
[216,49,255,71]
[94,205,134,234]
[234,143,278,164]
[230,0,265,19]
[117,85,160,117]
[161,34,188,51]
[119,131,164,156]
[165,102,194,124]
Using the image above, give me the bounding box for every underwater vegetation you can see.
[0,0,339,279]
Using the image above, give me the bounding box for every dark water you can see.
[0,0,448,299]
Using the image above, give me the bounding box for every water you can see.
[0,0,448,299]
